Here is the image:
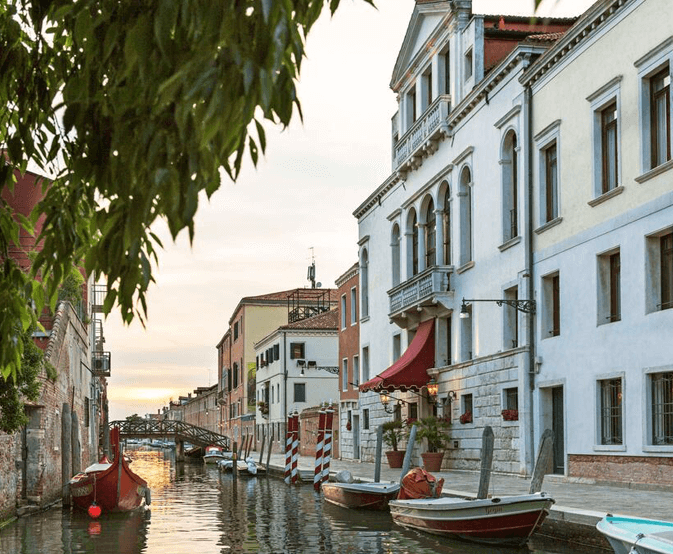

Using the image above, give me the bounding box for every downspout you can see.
[524,71,536,477]
[283,331,287,446]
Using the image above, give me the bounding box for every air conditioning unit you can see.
[92,351,111,377]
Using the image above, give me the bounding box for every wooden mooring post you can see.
[232,441,238,484]
[476,426,494,499]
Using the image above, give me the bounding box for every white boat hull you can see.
[597,516,673,554]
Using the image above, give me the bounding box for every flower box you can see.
[501,409,518,421]
[459,411,472,424]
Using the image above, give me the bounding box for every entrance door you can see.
[352,415,360,459]
[551,387,565,474]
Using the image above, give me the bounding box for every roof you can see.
[360,319,435,393]
[523,32,566,43]
[279,308,339,331]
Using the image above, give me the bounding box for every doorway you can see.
[352,415,360,459]
[551,387,565,474]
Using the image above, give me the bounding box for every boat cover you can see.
[398,467,444,500]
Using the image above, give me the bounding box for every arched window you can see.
[411,211,419,276]
[360,249,369,318]
[502,131,518,241]
[425,199,436,267]
[459,167,473,266]
[442,187,451,265]
[391,224,401,287]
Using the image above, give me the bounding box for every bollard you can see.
[314,410,326,491]
[321,410,334,483]
[291,413,299,484]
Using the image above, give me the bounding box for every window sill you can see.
[542,332,560,341]
[642,445,673,453]
[635,159,673,184]
[534,217,563,235]
[456,261,475,274]
[359,315,370,324]
[498,236,521,252]
[588,185,624,207]
[501,419,519,427]
[593,444,626,452]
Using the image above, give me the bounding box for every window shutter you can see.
[274,344,280,360]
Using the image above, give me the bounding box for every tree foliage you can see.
[0,0,369,382]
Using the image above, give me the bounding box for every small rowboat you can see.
[69,427,149,515]
[322,482,400,510]
[203,445,229,464]
[597,515,673,554]
[389,492,554,546]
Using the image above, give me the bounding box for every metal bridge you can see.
[108,419,230,451]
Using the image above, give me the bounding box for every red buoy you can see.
[88,503,102,518]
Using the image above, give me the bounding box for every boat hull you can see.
[597,516,673,554]
[322,483,400,510]
[389,493,554,546]
[70,455,148,514]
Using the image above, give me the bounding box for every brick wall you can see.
[569,454,673,487]
[299,407,339,459]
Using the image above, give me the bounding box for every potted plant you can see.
[415,415,451,472]
[257,401,269,417]
[382,420,405,468]
[459,410,473,424]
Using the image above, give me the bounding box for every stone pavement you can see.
[265,452,670,548]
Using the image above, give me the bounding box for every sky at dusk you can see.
[105,0,596,422]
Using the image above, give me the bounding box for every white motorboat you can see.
[597,515,673,554]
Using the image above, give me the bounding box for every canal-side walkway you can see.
[265,452,671,550]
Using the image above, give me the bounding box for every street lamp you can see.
[460,297,536,318]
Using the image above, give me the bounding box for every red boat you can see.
[322,482,400,510]
[69,427,150,514]
[389,492,554,546]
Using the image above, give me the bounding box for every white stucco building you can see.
[522,0,673,484]
[355,0,575,473]
[254,309,340,452]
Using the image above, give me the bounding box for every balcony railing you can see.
[92,350,111,377]
[388,266,453,315]
[393,95,451,171]
[91,284,107,313]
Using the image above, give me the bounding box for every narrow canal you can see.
[0,449,595,554]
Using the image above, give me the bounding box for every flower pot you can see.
[385,450,405,468]
[421,451,445,472]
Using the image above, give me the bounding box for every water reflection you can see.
[0,449,593,554]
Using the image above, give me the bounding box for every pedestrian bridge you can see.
[108,419,230,451]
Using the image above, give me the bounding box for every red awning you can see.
[359,319,435,393]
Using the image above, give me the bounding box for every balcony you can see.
[92,350,111,377]
[388,266,454,325]
[91,284,107,313]
[393,95,451,173]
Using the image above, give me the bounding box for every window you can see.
[392,334,401,361]
[464,48,473,81]
[423,66,433,110]
[363,409,370,431]
[599,378,623,445]
[442,47,451,96]
[294,383,306,403]
[651,372,673,445]
[350,287,357,324]
[411,210,419,276]
[662,233,673,310]
[601,102,619,193]
[544,142,558,223]
[543,272,560,337]
[646,230,673,313]
[393,403,402,422]
[445,316,452,366]
[353,355,360,386]
[362,347,370,383]
[408,402,418,421]
[459,167,472,266]
[360,249,369,318]
[598,250,621,324]
[650,68,671,168]
[391,224,401,287]
[342,358,348,392]
[503,286,518,349]
[460,304,472,361]
[274,344,279,360]
[290,342,305,359]
[407,87,417,126]
[340,294,347,329]
[233,362,239,388]
[84,397,90,427]
[462,393,473,416]
[501,131,518,241]
[504,387,518,411]
[442,187,451,265]
[233,320,239,341]
[425,199,436,268]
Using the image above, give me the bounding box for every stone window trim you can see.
[535,119,562,226]
[645,226,673,314]
[634,36,673,174]
[587,76,623,198]
[643,364,673,452]
[534,216,563,235]
[594,371,626,451]
[588,185,625,207]
[596,247,621,326]
[635,159,673,184]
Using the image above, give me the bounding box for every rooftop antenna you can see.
[307,247,321,288]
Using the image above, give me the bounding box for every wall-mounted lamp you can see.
[300,368,305,376]
[426,377,439,404]
[380,391,398,414]
[460,297,536,318]
[297,359,306,367]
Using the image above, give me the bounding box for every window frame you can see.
[647,369,673,448]
[535,120,562,229]
[342,358,348,392]
[289,342,305,360]
[542,271,561,338]
[645,227,673,313]
[294,382,306,403]
[596,376,624,449]
[597,248,621,325]
[353,355,360,387]
[350,287,357,325]
[340,294,347,330]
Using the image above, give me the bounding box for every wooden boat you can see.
[597,515,673,554]
[203,445,229,464]
[389,492,554,546]
[69,427,150,515]
[217,457,259,474]
[322,482,400,510]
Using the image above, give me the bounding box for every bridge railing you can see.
[108,419,230,450]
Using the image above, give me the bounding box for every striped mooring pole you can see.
[284,413,294,485]
[313,410,327,491]
[291,412,299,484]
[321,410,334,483]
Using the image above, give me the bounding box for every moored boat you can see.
[203,445,229,464]
[389,492,554,546]
[69,427,150,515]
[322,482,400,510]
[597,515,673,554]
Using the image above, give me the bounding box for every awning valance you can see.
[359,318,435,393]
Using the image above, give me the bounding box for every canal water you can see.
[0,449,595,554]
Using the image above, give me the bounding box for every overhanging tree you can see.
[0,0,372,383]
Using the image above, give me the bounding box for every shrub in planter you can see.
[382,420,405,468]
[459,410,473,424]
[501,409,518,421]
[415,416,451,472]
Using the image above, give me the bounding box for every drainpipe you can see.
[523,73,536,477]
[283,331,287,447]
